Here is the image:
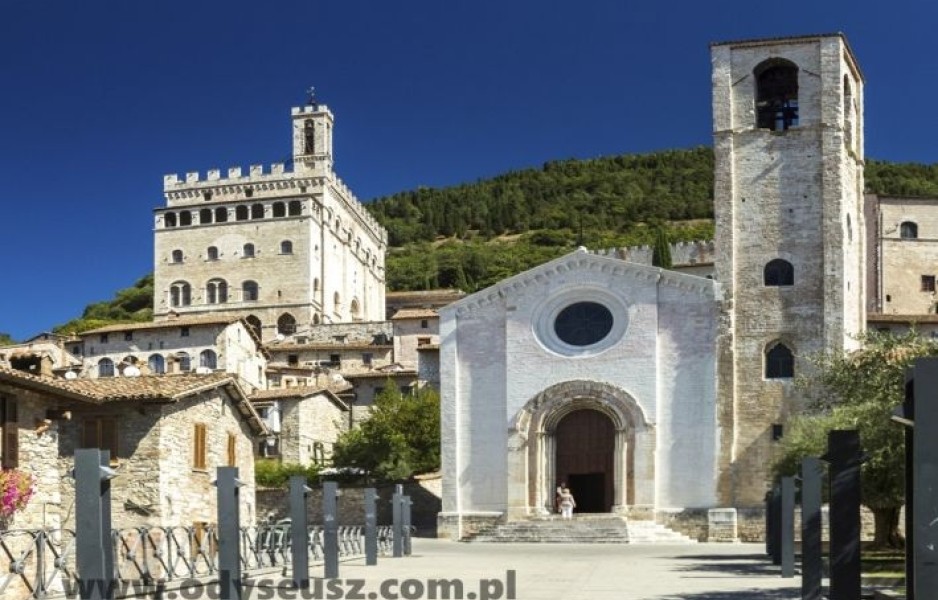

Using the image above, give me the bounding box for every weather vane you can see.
[306,86,317,107]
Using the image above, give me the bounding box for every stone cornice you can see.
[445,249,719,318]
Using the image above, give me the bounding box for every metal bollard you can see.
[323,481,339,579]
[801,457,823,600]
[402,494,413,556]
[75,449,117,600]
[780,476,795,578]
[215,467,243,600]
[290,476,312,589]
[392,485,403,558]
[365,488,378,566]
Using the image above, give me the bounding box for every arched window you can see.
[215,207,228,222]
[313,278,320,292]
[200,349,217,370]
[164,212,177,227]
[170,281,191,307]
[199,208,213,224]
[148,354,165,375]
[236,205,249,221]
[179,211,192,226]
[765,342,794,379]
[764,259,794,286]
[243,243,255,258]
[304,120,315,153]
[243,281,259,302]
[245,315,262,338]
[277,313,297,336]
[206,279,228,304]
[313,314,321,325]
[350,298,361,320]
[288,200,302,216]
[901,221,919,239]
[171,249,184,264]
[755,59,799,131]
[207,246,219,261]
[98,358,115,378]
[280,240,293,254]
[334,291,341,311]
[251,203,264,219]
[176,352,191,372]
[272,202,286,218]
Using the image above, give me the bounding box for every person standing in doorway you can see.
[559,485,576,520]
[555,482,565,514]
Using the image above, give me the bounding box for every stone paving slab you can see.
[242,539,803,600]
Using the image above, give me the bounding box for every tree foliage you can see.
[52,274,154,335]
[774,330,938,547]
[0,332,15,346]
[651,226,672,268]
[331,384,440,481]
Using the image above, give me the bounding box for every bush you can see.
[254,459,321,489]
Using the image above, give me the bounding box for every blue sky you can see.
[2,0,937,341]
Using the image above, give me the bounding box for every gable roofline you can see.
[0,367,268,435]
[250,387,349,411]
[441,248,719,317]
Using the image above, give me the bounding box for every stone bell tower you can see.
[711,34,866,506]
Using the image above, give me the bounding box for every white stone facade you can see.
[154,104,387,341]
[439,250,720,537]
[870,195,938,314]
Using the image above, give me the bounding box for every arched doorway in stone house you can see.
[555,409,615,513]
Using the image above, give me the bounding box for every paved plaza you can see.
[252,539,803,600]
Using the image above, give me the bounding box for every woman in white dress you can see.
[559,486,576,520]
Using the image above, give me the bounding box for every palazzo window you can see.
[280,240,293,255]
[170,281,192,307]
[272,202,286,218]
[243,281,259,302]
[243,243,255,258]
[207,246,219,261]
[164,212,177,228]
[277,313,297,336]
[171,249,184,264]
[765,342,794,379]
[206,279,228,304]
[179,211,192,226]
[199,208,213,224]
[755,59,799,131]
[236,206,249,221]
[215,207,228,222]
[251,203,264,219]
[288,200,302,216]
[922,275,935,293]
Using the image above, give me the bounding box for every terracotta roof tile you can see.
[390,308,439,320]
[80,315,242,335]
[0,367,229,402]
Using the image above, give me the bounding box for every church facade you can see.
[439,33,866,539]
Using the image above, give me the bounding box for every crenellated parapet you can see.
[328,176,388,246]
[594,240,716,267]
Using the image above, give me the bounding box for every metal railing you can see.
[1,522,398,599]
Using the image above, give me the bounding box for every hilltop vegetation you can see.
[19,148,938,341]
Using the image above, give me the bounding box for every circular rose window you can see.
[533,288,628,357]
[553,302,614,346]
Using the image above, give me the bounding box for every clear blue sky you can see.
[2,0,936,341]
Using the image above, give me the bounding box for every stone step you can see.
[464,516,697,544]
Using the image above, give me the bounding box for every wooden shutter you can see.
[227,433,236,467]
[193,424,207,469]
[101,419,118,463]
[1,396,18,469]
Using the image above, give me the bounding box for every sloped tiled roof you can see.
[250,386,350,410]
[80,315,242,335]
[390,308,438,320]
[0,367,268,435]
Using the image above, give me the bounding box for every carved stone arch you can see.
[506,380,655,519]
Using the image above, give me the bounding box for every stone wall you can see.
[876,196,938,314]
[256,476,442,535]
[279,394,348,465]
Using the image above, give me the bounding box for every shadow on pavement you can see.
[669,554,785,577]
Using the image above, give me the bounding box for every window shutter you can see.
[227,433,236,467]
[1,397,17,468]
[82,420,99,449]
[101,419,118,462]
[194,424,207,469]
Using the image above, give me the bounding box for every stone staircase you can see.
[466,515,697,544]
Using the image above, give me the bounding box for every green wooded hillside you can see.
[33,149,938,339]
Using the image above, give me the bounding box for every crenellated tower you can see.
[711,34,866,506]
[153,102,387,342]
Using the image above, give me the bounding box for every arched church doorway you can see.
[555,409,615,513]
